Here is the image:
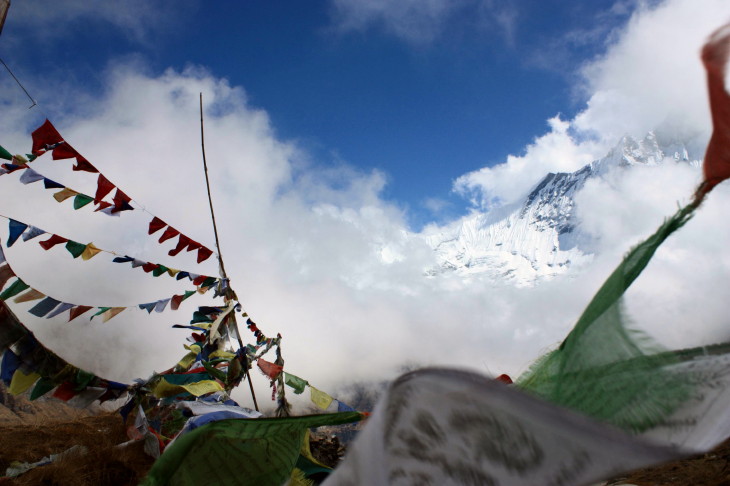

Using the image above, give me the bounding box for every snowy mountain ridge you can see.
[421,132,702,286]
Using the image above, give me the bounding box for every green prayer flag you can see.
[517,202,699,433]
[65,241,87,259]
[73,194,93,210]
[140,412,362,486]
[90,307,111,320]
[284,372,308,395]
[181,290,195,301]
[152,265,169,277]
[0,145,12,161]
[30,377,56,400]
[0,279,30,301]
[201,277,217,288]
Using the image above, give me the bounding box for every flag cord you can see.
[0,57,37,109]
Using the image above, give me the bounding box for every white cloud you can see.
[454,0,730,208]
[1,0,730,412]
[328,0,516,44]
[5,0,193,42]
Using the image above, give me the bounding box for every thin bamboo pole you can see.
[199,93,258,411]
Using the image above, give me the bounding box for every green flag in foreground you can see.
[140,412,363,486]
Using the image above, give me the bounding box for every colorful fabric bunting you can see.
[19,168,43,184]
[42,178,64,189]
[28,297,61,317]
[73,194,93,210]
[197,247,213,263]
[283,372,307,394]
[31,119,64,156]
[0,145,12,161]
[72,155,97,173]
[8,369,40,395]
[7,219,27,247]
[94,174,114,204]
[337,400,355,412]
[139,302,156,314]
[102,307,125,323]
[310,386,334,410]
[65,241,87,259]
[69,306,93,321]
[149,217,166,235]
[21,226,45,242]
[111,189,133,213]
[80,243,102,261]
[39,234,69,250]
[0,265,13,289]
[159,226,179,243]
[257,358,283,380]
[13,289,45,304]
[0,278,29,300]
[46,303,74,319]
[154,299,171,313]
[53,188,78,202]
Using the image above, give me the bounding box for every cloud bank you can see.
[0,0,729,411]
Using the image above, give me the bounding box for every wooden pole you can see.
[200,93,258,411]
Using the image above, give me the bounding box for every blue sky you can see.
[2,0,634,227]
[0,0,729,394]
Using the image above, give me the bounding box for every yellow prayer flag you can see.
[13,288,45,304]
[166,268,181,277]
[182,380,224,396]
[53,188,79,202]
[102,307,125,322]
[310,386,334,410]
[12,155,28,166]
[8,370,40,395]
[81,243,103,261]
[151,378,184,398]
[209,350,236,360]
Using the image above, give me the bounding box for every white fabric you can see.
[325,368,686,486]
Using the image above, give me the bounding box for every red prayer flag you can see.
[52,382,77,401]
[73,155,98,173]
[95,201,112,212]
[69,305,93,321]
[142,262,158,273]
[52,142,78,160]
[39,234,69,250]
[111,189,133,213]
[31,119,64,155]
[169,234,192,256]
[192,275,207,286]
[159,226,180,243]
[496,374,513,385]
[94,174,115,204]
[186,240,202,252]
[170,294,184,311]
[700,23,730,195]
[257,358,283,380]
[197,247,213,263]
[149,217,166,235]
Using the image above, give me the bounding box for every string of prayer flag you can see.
[2,216,219,287]
[19,120,217,261]
[0,261,210,323]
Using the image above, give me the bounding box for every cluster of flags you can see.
[0,242,212,322]
[0,119,215,263]
[0,299,129,405]
[257,358,356,412]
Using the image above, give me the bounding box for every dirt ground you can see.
[0,410,729,485]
